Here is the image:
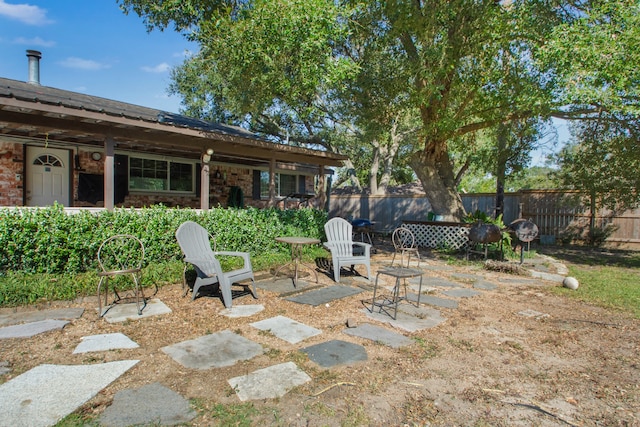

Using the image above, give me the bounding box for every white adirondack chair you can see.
[323,217,371,282]
[175,221,257,308]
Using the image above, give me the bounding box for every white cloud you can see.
[13,36,55,47]
[141,62,170,73]
[58,57,110,71]
[0,0,52,25]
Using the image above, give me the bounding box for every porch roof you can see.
[0,77,346,168]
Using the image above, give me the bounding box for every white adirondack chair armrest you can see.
[352,241,371,255]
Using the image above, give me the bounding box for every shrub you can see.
[0,205,327,275]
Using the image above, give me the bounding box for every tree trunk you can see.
[409,144,466,221]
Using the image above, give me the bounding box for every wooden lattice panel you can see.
[405,223,469,250]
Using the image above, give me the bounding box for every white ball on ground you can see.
[563,276,579,290]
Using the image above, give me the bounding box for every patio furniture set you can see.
[96,218,424,321]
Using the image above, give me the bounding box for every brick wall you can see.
[0,142,24,206]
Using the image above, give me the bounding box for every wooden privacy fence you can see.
[328,190,640,249]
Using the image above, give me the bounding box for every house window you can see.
[259,171,298,197]
[129,156,194,193]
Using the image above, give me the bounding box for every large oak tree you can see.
[119,0,636,220]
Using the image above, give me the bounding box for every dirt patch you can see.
[1,246,639,426]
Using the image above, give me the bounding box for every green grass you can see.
[545,248,640,319]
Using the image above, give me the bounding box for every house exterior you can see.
[0,51,346,210]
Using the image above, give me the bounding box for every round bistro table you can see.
[274,236,321,287]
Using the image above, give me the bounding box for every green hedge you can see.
[0,204,328,275]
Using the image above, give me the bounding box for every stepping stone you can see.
[301,340,368,368]
[220,304,264,318]
[99,382,196,427]
[285,285,363,306]
[101,298,171,322]
[0,319,69,339]
[419,295,459,309]
[442,288,481,298]
[342,323,412,348]
[250,315,321,344]
[255,278,316,295]
[102,298,172,323]
[449,273,485,282]
[0,361,9,375]
[0,360,138,427]
[363,305,446,333]
[162,330,263,370]
[228,362,311,401]
[474,280,498,290]
[0,307,84,327]
[422,277,463,288]
[530,271,565,283]
[73,333,139,354]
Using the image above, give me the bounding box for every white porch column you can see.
[317,165,326,210]
[104,136,115,211]
[200,148,213,210]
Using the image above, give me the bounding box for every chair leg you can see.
[333,259,340,282]
[249,279,259,299]
[220,281,233,309]
[97,277,107,317]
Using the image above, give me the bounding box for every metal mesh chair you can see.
[391,226,421,268]
[97,234,152,317]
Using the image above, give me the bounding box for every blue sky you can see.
[0,0,193,113]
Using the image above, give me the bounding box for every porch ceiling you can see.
[0,78,346,168]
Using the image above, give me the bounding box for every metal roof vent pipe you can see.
[26,49,42,85]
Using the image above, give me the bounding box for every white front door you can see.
[26,146,70,206]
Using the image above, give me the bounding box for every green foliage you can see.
[0,205,327,275]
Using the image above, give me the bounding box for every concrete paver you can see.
[161,330,264,369]
[473,280,498,290]
[228,362,312,401]
[0,360,138,427]
[418,295,459,309]
[73,333,139,354]
[99,382,196,427]
[343,323,413,348]
[0,307,84,327]
[301,340,368,368]
[442,288,482,298]
[0,319,69,339]
[364,304,447,332]
[250,315,321,344]
[285,285,363,306]
[220,304,265,318]
[101,298,172,323]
